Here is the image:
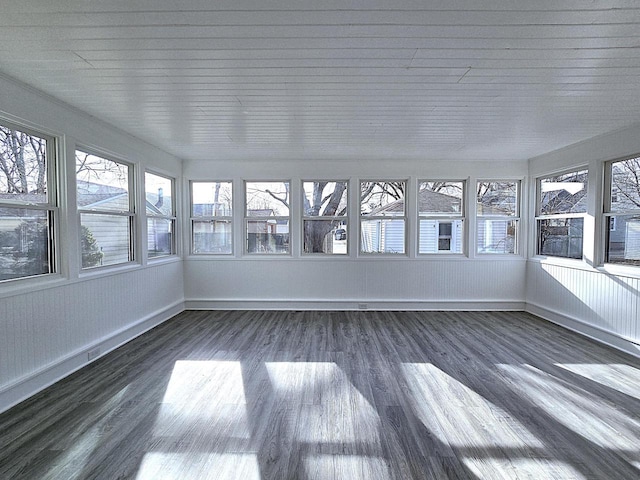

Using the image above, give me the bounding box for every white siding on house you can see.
[419,219,463,253]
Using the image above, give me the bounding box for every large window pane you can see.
[537,218,584,259]
[0,125,48,204]
[418,182,463,215]
[539,170,588,215]
[419,219,464,254]
[477,219,517,254]
[192,219,232,254]
[606,214,640,265]
[76,151,129,211]
[192,181,232,216]
[303,219,347,254]
[610,158,640,213]
[361,181,405,216]
[145,172,173,217]
[147,218,174,258]
[361,219,405,254]
[477,182,518,216]
[246,182,289,217]
[0,208,50,280]
[303,181,348,216]
[80,213,131,268]
[246,219,289,254]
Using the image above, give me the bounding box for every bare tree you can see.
[612,157,640,209]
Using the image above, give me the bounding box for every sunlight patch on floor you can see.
[401,363,545,449]
[497,364,640,450]
[135,452,260,480]
[554,363,640,401]
[154,361,250,441]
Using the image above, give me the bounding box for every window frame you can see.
[534,168,588,260]
[476,180,521,255]
[76,148,136,270]
[0,120,58,283]
[145,170,177,259]
[189,180,234,255]
[359,179,407,255]
[301,179,349,256]
[244,180,291,255]
[603,156,640,267]
[417,179,466,255]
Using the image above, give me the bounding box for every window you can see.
[360,181,406,254]
[0,122,56,281]
[418,181,464,254]
[190,181,233,254]
[605,157,640,266]
[245,181,290,254]
[536,169,588,259]
[145,172,176,258]
[76,150,134,269]
[302,181,348,254]
[477,181,520,254]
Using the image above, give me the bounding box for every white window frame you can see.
[76,148,135,270]
[476,180,521,255]
[301,179,349,256]
[359,180,407,255]
[417,180,465,255]
[145,171,177,259]
[244,180,291,255]
[603,156,640,266]
[189,180,233,255]
[535,168,588,260]
[0,120,58,283]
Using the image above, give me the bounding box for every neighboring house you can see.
[362,189,464,254]
[77,181,171,265]
[608,168,640,263]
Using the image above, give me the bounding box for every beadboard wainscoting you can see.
[0,261,185,413]
[185,258,527,311]
[526,261,640,358]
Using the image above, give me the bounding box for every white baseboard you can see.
[0,300,185,415]
[185,298,526,311]
[525,302,640,359]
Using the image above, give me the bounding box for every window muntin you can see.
[0,123,56,282]
[145,172,176,258]
[245,181,290,254]
[76,150,134,269]
[360,181,406,254]
[477,181,519,254]
[536,170,587,259]
[418,181,464,254]
[605,157,640,266]
[302,181,348,255]
[190,181,233,254]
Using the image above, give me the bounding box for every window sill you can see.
[0,273,67,299]
[598,263,640,280]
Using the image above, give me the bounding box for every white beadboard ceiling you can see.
[2,0,640,163]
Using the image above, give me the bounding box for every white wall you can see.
[526,123,640,358]
[0,74,185,413]
[183,159,528,310]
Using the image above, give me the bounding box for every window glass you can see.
[360,181,406,254]
[418,181,464,254]
[1,124,55,281]
[191,181,232,254]
[476,181,519,254]
[145,172,176,258]
[536,170,587,259]
[76,150,134,269]
[303,181,348,255]
[606,158,640,265]
[246,182,290,254]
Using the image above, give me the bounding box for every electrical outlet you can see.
[358,303,368,310]
[87,347,101,361]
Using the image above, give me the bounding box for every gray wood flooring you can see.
[1,310,640,479]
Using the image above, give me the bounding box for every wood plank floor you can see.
[1,310,640,479]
